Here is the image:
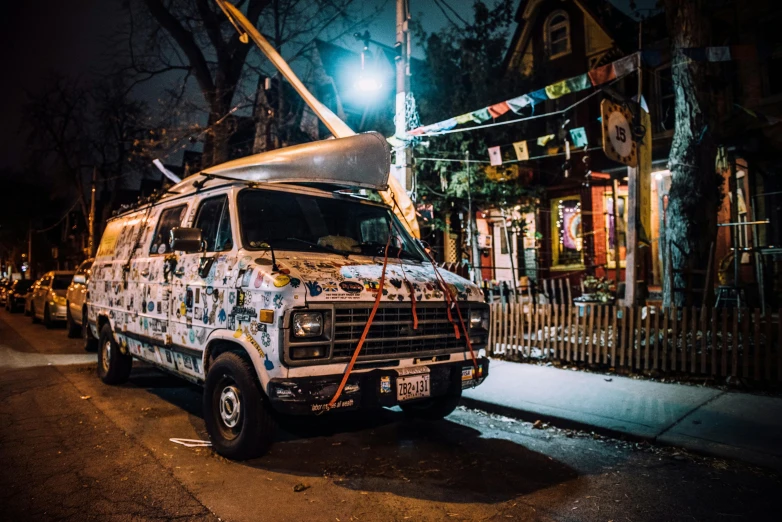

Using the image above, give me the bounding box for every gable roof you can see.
[503,0,637,73]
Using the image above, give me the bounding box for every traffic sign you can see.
[601,99,637,167]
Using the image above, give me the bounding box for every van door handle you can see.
[140,269,150,277]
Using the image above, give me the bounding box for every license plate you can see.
[397,374,430,401]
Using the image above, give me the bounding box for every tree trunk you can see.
[662,0,723,306]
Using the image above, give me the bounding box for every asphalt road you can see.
[0,309,779,522]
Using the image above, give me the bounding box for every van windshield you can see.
[238,189,425,261]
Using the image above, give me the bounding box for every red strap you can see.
[327,234,391,407]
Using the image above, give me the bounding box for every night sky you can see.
[0,0,653,173]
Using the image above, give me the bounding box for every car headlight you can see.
[292,312,323,338]
[469,308,488,330]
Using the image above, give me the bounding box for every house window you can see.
[551,197,583,267]
[545,11,571,59]
[605,194,627,268]
[655,65,675,132]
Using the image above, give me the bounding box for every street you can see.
[0,309,780,522]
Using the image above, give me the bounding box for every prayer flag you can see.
[512,141,529,161]
[488,146,502,166]
[681,48,706,61]
[588,63,616,86]
[641,49,663,67]
[537,134,555,146]
[454,113,473,124]
[613,53,638,76]
[565,73,592,93]
[569,127,588,148]
[470,108,491,123]
[730,45,756,60]
[545,80,571,99]
[488,101,511,118]
[507,95,533,113]
[528,89,549,104]
[431,118,457,132]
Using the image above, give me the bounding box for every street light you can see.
[354,75,383,92]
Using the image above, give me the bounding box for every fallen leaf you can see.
[80,395,91,400]
[293,483,310,492]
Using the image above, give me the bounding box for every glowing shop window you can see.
[553,198,582,266]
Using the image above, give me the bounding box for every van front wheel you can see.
[97,323,132,385]
[203,352,273,460]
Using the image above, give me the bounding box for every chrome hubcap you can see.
[219,386,241,428]
[101,340,111,373]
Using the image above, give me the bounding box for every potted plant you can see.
[575,275,615,305]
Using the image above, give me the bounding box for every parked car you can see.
[24,278,42,316]
[88,133,490,460]
[66,258,95,349]
[5,279,35,313]
[0,279,10,306]
[30,271,75,327]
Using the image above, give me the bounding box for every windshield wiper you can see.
[285,237,352,257]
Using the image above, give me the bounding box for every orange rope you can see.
[427,255,479,372]
[397,246,418,330]
[327,233,392,407]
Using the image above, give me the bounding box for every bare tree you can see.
[124,0,381,168]
[661,0,724,305]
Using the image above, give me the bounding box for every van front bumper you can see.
[266,357,489,415]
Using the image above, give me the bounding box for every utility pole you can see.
[393,0,412,194]
[88,166,97,257]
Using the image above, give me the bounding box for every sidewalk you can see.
[463,359,782,472]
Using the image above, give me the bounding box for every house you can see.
[476,0,781,308]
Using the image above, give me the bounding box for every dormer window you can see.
[545,10,571,59]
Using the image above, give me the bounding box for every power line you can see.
[34,198,82,234]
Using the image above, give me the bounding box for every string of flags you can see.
[408,43,777,138]
[407,53,640,136]
[488,127,588,166]
[734,104,781,125]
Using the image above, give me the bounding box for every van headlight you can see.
[292,312,323,338]
[469,308,488,330]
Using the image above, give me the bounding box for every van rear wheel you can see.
[203,352,274,460]
[97,323,132,385]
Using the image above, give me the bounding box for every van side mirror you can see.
[170,227,204,253]
[73,274,86,284]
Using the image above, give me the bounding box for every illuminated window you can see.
[545,11,571,59]
[605,194,627,268]
[551,197,582,267]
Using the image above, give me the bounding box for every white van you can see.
[88,133,489,459]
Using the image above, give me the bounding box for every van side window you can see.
[150,205,187,255]
[194,196,234,252]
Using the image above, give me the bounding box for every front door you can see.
[168,193,236,374]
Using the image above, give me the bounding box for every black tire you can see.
[44,305,54,329]
[203,352,274,460]
[400,388,462,420]
[83,310,98,352]
[66,304,80,338]
[31,304,40,323]
[97,323,132,385]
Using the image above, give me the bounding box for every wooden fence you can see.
[488,302,782,382]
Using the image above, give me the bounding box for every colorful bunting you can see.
[545,80,571,99]
[569,127,588,147]
[565,74,592,93]
[454,113,473,124]
[488,101,511,118]
[409,53,641,136]
[588,62,616,86]
[470,108,491,123]
[512,141,529,161]
[537,134,555,146]
[488,146,502,166]
[507,95,533,114]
